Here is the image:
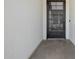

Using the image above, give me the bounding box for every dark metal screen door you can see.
[47,1,65,38]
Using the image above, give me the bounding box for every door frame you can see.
[43,0,69,40]
[47,0,66,38]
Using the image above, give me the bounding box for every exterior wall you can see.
[69,0,75,45]
[4,0,43,59]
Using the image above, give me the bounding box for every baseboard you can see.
[28,39,43,59]
[70,40,75,46]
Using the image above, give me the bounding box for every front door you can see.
[47,0,65,38]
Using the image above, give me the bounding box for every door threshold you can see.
[47,38,65,40]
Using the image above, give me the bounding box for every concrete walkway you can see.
[30,40,75,59]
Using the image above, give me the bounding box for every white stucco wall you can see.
[69,0,75,45]
[4,0,43,59]
[43,0,47,39]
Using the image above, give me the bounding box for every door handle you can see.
[69,19,71,22]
